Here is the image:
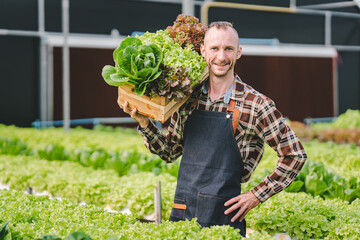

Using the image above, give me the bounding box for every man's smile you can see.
[212,62,230,67]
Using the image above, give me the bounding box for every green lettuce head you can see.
[102,37,163,96]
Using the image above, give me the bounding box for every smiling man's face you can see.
[201,27,242,78]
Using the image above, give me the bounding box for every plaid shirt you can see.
[139,74,307,202]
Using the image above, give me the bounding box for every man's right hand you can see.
[119,99,149,129]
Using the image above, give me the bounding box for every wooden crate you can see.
[118,68,208,123]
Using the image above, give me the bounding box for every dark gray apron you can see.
[169,101,246,237]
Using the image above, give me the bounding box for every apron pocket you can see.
[195,193,230,227]
[195,192,246,235]
[195,192,231,227]
[169,197,186,221]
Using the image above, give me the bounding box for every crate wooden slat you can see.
[118,68,208,123]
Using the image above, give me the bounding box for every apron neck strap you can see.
[227,99,236,112]
[227,100,240,134]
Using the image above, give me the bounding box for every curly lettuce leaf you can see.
[137,30,206,83]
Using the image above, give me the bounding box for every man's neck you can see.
[208,73,235,102]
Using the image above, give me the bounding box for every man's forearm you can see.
[251,152,307,203]
[138,120,183,163]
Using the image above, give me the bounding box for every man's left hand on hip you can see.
[224,191,260,222]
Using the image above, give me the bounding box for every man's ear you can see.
[200,44,206,58]
[236,46,242,59]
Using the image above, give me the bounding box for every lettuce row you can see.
[0,188,136,239]
[284,159,360,203]
[102,37,163,95]
[0,155,176,220]
[0,136,180,178]
[311,109,360,130]
[2,178,360,239]
[0,189,246,240]
[1,124,359,180]
[246,191,360,240]
[0,124,146,153]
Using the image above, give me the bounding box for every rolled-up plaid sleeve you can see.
[138,110,185,163]
[250,99,307,202]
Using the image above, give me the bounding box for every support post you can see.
[39,0,47,126]
[289,0,296,9]
[182,0,195,16]
[325,11,332,46]
[154,181,162,225]
[62,0,70,131]
[48,44,54,122]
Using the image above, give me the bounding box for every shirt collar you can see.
[201,74,244,103]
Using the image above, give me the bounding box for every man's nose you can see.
[217,50,226,61]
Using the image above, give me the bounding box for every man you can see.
[121,21,307,237]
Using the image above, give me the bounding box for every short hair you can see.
[206,21,240,44]
[209,21,235,30]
